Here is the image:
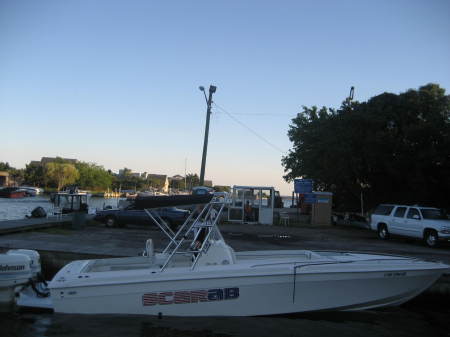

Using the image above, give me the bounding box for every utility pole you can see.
[198,85,217,186]
[346,86,355,104]
[349,86,354,101]
[184,158,187,191]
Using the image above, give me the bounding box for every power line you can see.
[213,102,286,154]
[216,112,295,117]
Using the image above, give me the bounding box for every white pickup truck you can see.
[370,204,450,247]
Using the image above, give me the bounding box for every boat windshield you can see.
[420,208,448,220]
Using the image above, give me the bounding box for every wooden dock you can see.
[0,216,73,235]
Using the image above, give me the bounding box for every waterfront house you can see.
[147,174,169,193]
[0,171,9,187]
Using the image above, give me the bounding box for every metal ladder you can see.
[143,201,225,272]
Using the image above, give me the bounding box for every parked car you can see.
[191,186,214,196]
[370,204,450,247]
[94,205,190,230]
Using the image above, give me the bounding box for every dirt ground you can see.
[0,222,449,263]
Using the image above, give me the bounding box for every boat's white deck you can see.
[82,250,347,273]
[83,255,191,272]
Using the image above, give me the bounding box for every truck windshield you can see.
[420,209,448,220]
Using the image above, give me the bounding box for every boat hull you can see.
[0,191,26,198]
[50,265,446,316]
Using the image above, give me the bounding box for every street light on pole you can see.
[198,85,217,186]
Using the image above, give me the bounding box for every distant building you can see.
[131,172,141,178]
[0,171,9,187]
[168,175,186,191]
[29,157,78,166]
[147,174,169,193]
[40,157,77,165]
[204,180,213,187]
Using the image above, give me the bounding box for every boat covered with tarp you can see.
[133,194,213,209]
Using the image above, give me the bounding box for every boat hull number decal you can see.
[142,287,239,306]
[384,272,407,277]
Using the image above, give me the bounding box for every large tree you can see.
[9,168,25,186]
[24,163,46,187]
[185,173,200,190]
[75,162,113,191]
[169,178,184,190]
[282,84,450,211]
[45,162,80,191]
[0,162,12,171]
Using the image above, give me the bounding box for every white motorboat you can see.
[48,195,449,316]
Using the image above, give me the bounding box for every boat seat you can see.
[143,239,155,263]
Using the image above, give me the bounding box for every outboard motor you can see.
[3,250,49,310]
[0,251,34,311]
[30,206,47,218]
[7,250,41,278]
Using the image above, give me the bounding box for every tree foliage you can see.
[146,176,166,190]
[45,162,80,191]
[75,162,113,191]
[185,173,200,190]
[0,162,25,186]
[0,162,12,171]
[213,185,231,192]
[9,168,25,186]
[112,168,145,191]
[282,84,450,211]
[169,178,185,190]
[24,163,46,187]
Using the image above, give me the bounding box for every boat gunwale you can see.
[49,259,448,291]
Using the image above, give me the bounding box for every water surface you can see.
[0,196,121,221]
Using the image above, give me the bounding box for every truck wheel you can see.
[105,216,117,228]
[378,224,389,240]
[424,230,439,248]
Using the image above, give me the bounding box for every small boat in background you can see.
[51,190,90,214]
[18,186,43,196]
[0,187,27,198]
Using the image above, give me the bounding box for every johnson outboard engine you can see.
[0,249,49,311]
[0,250,35,311]
[6,249,42,279]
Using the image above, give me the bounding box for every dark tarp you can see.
[133,194,213,209]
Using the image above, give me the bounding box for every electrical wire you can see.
[213,102,287,154]
[216,112,295,117]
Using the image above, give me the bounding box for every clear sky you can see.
[1,0,449,195]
